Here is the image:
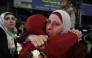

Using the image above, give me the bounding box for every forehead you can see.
[5,14,14,18]
[49,14,62,22]
[63,0,68,1]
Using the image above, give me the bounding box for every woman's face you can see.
[4,14,16,30]
[63,0,69,6]
[46,14,63,36]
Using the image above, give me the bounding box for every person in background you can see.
[84,31,92,58]
[17,10,85,58]
[15,18,21,35]
[0,12,18,58]
[18,21,26,35]
[62,0,77,28]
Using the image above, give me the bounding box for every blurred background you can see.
[0,0,92,28]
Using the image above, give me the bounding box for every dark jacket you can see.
[0,27,17,58]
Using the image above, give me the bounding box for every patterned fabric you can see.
[0,12,17,56]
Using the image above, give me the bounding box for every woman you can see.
[18,10,84,58]
[62,0,77,28]
[0,12,17,58]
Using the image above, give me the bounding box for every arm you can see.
[17,32,29,43]
[17,31,48,48]
[19,32,78,58]
[39,32,78,58]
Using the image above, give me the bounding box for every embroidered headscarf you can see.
[0,12,17,56]
[51,10,71,34]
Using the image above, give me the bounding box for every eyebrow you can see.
[48,19,61,23]
[53,21,61,24]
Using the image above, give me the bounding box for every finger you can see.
[39,45,45,49]
[39,35,48,42]
[33,41,38,48]
[45,35,48,38]
[36,36,47,48]
[40,41,47,49]
[35,37,43,47]
[38,37,45,45]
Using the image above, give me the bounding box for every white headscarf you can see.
[0,12,17,56]
[52,10,71,34]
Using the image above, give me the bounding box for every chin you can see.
[8,27,14,30]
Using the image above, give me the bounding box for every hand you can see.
[26,35,48,48]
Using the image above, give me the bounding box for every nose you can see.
[10,19,14,23]
[47,23,53,30]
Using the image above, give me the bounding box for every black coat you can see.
[0,27,17,58]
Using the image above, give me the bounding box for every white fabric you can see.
[52,10,71,34]
[0,12,17,56]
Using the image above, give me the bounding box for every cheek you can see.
[4,21,8,26]
[63,1,68,6]
[54,27,63,35]
[13,21,16,24]
[63,2,66,6]
[4,21,16,29]
[4,22,9,29]
[46,24,49,32]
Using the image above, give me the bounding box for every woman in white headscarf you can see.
[18,10,85,58]
[0,12,17,58]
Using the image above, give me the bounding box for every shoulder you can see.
[0,27,4,31]
[0,27,6,34]
[0,27,2,30]
[65,32,78,38]
[67,5,74,11]
[72,42,84,49]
